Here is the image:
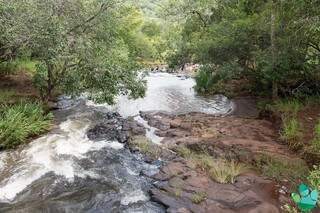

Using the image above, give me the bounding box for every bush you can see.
[194,62,242,95]
[0,102,53,149]
[194,65,214,93]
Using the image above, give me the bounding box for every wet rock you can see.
[87,113,146,143]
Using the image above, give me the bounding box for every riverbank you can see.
[0,68,54,150]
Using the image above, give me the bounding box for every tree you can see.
[0,0,147,103]
[163,0,320,98]
[270,0,278,100]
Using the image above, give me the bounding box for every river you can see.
[0,72,233,212]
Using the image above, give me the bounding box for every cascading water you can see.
[0,72,233,212]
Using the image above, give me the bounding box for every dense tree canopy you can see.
[161,0,320,98]
[0,0,163,103]
[1,0,319,101]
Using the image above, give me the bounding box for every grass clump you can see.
[256,154,308,183]
[273,99,302,117]
[130,135,162,158]
[311,120,320,151]
[280,117,302,149]
[174,146,248,184]
[0,102,53,149]
[282,204,299,213]
[188,151,248,184]
[209,160,248,184]
[191,191,207,204]
[175,145,192,158]
[307,165,320,192]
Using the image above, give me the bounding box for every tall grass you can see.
[256,154,308,183]
[194,66,214,93]
[176,145,248,184]
[0,103,53,149]
[273,99,302,117]
[280,117,302,148]
[0,59,37,75]
[209,160,248,184]
[311,120,320,151]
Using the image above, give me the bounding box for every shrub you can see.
[0,102,53,149]
[209,160,248,184]
[194,65,214,93]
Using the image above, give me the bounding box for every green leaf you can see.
[291,193,301,203]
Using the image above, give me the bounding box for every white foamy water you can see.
[0,119,110,201]
[134,116,163,144]
[121,189,148,205]
[87,72,233,117]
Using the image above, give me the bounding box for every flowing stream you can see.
[0,72,233,213]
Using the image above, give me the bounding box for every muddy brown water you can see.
[0,72,233,213]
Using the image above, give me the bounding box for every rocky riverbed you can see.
[86,107,308,213]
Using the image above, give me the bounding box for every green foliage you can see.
[194,62,241,95]
[1,0,150,103]
[280,117,302,148]
[0,59,35,75]
[163,0,320,98]
[194,66,214,93]
[273,100,302,117]
[311,120,320,152]
[308,165,320,192]
[0,102,53,149]
[256,154,308,183]
[177,147,248,184]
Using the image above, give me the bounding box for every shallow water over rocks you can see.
[0,73,233,212]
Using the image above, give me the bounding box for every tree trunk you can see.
[45,61,54,102]
[271,0,278,100]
